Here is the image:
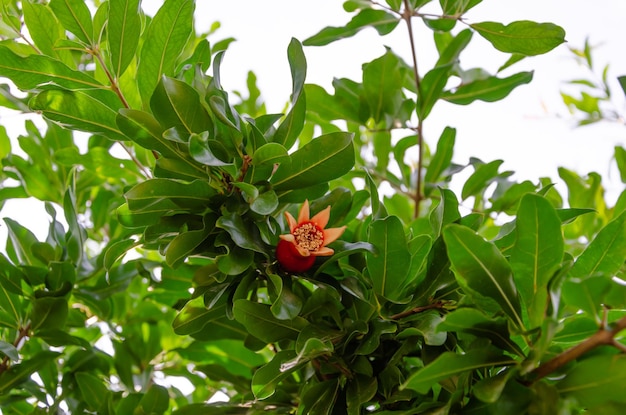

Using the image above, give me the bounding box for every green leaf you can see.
[347,375,378,415]
[510,194,563,328]
[0,351,60,394]
[0,341,18,361]
[0,46,103,90]
[108,0,141,77]
[471,21,566,56]
[569,210,626,279]
[232,299,308,344]
[116,109,180,158]
[75,372,110,412]
[268,274,303,320]
[303,9,399,46]
[49,0,94,45]
[273,38,306,149]
[151,76,214,135]
[136,385,169,415]
[363,49,404,123]
[557,353,626,407]
[137,0,195,105]
[618,76,626,98]
[252,143,289,166]
[437,308,525,356]
[442,71,533,105]
[425,127,456,185]
[440,0,483,15]
[443,224,524,328]
[22,2,65,57]
[462,159,504,200]
[418,63,452,120]
[430,188,461,236]
[172,301,228,336]
[401,347,516,394]
[3,217,42,267]
[271,132,354,191]
[251,350,301,399]
[166,215,215,268]
[30,89,126,141]
[124,179,217,212]
[366,216,411,300]
[31,297,68,332]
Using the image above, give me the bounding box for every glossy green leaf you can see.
[268,274,303,320]
[151,76,213,134]
[216,211,268,254]
[3,217,42,267]
[75,372,110,412]
[557,353,626,407]
[462,159,504,200]
[430,188,461,236]
[443,224,524,328]
[137,0,195,105]
[425,127,456,185]
[418,63,452,120]
[303,9,399,46]
[300,379,340,414]
[0,351,60,394]
[0,46,103,91]
[30,89,126,141]
[442,71,533,105]
[347,375,378,415]
[0,341,18,361]
[166,216,215,268]
[125,179,217,212]
[31,297,68,332]
[471,20,566,56]
[440,0,482,15]
[136,385,169,415]
[271,132,354,191]
[232,299,308,344]
[401,347,516,394]
[437,308,524,356]
[510,194,563,328]
[363,50,404,122]
[367,216,411,300]
[251,350,301,399]
[252,143,289,166]
[569,210,626,279]
[49,0,94,44]
[273,38,306,149]
[108,0,141,76]
[172,300,228,336]
[22,2,65,58]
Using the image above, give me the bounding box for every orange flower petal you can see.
[297,200,310,224]
[310,206,331,229]
[311,247,334,256]
[323,226,346,246]
[284,211,298,232]
[279,234,295,242]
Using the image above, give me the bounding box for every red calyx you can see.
[276,239,315,273]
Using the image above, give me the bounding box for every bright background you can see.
[1,0,625,240]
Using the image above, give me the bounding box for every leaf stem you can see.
[390,300,447,320]
[402,0,424,218]
[527,314,626,383]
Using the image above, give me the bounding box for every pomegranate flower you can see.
[276,200,346,272]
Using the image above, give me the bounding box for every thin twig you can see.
[390,300,447,320]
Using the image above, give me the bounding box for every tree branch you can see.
[528,315,626,383]
[0,322,32,375]
[402,0,424,218]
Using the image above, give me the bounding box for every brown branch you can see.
[390,300,447,320]
[0,322,32,375]
[528,314,626,383]
[402,0,424,218]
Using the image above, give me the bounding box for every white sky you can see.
[1,0,626,242]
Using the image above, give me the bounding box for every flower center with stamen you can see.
[293,222,324,252]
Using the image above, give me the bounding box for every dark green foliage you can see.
[0,1,623,414]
